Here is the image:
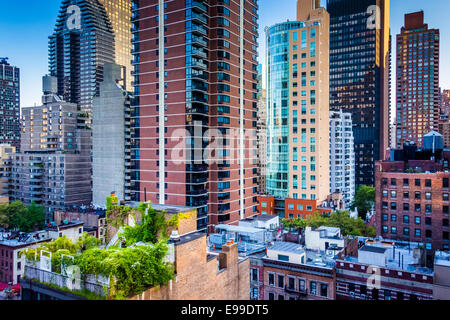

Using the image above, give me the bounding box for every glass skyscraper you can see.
[327,0,390,187]
[49,0,127,115]
[266,0,330,203]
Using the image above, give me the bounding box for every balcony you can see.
[191,0,207,13]
[191,12,207,25]
[191,48,207,59]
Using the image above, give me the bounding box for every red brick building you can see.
[395,11,440,148]
[336,238,434,300]
[257,195,333,220]
[375,145,450,264]
[131,0,260,232]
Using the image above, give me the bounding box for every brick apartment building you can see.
[250,241,336,301]
[336,238,434,300]
[131,0,260,231]
[0,231,52,285]
[375,137,450,264]
[395,11,440,148]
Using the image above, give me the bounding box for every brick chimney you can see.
[218,240,239,270]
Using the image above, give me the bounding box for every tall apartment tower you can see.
[8,76,92,217]
[49,0,133,115]
[329,110,355,208]
[0,58,20,149]
[266,0,330,202]
[131,0,260,231]
[327,0,390,187]
[396,11,440,148]
[92,63,134,208]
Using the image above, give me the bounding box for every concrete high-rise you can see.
[92,63,134,208]
[327,0,390,187]
[266,0,330,202]
[8,76,92,217]
[49,0,133,115]
[0,58,20,149]
[329,110,355,208]
[395,11,440,148]
[131,0,260,231]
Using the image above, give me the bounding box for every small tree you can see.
[350,185,375,220]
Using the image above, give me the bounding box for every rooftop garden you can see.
[19,197,188,300]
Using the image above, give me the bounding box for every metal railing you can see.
[24,265,109,298]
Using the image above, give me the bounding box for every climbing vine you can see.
[18,200,194,300]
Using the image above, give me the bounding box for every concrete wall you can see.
[92,63,129,208]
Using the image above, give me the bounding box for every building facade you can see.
[49,0,116,115]
[260,242,336,300]
[0,58,20,150]
[92,63,134,208]
[0,144,15,202]
[8,77,92,217]
[395,11,440,148]
[375,139,450,262]
[257,64,267,195]
[131,0,260,231]
[327,0,390,187]
[266,0,330,203]
[336,238,434,300]
[329,110,355,208]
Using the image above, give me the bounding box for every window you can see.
[415,179,421,187]
[268,273,275,286]
[320,284,328,297]
[251,268,258,282]
[299,279,306,292]
[268,293,275,300]
[403,215,410,224]
[310,281,317,295]
[403,228,410,236]
[278,275,285,288]
[288,277,295,290]
[425,179,431,187]
[384,290,391,300]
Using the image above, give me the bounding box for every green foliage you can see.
[281,210,376,237]
[0,201,45,232]
[75,241,174,299]
[350,185,375,220]
[20,201,179,300]
[120,203,169,246]
[281,218,307,230]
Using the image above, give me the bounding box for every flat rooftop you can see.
[265,241,336,269]
[0,231,52,248]
[268,241,304,254]
[343,237,434,275]
[215,224,265,234]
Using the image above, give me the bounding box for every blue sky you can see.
[0,0,449,109]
